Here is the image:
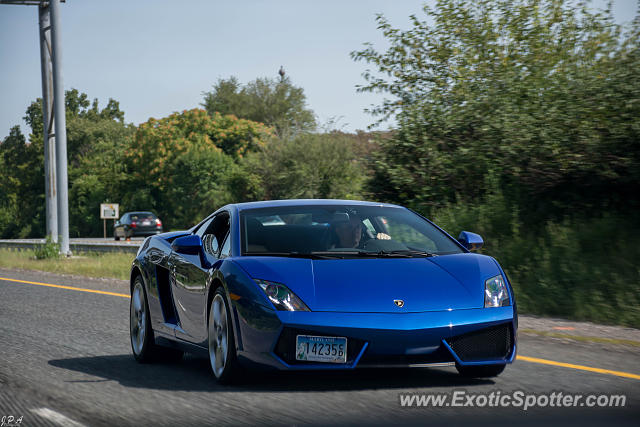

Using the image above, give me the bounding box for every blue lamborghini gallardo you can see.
[129,200,516,383]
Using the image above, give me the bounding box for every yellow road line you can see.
[517,355,640,380]
[0,276,130,299]
[2,275,639,381]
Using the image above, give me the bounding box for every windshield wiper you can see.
[243,251,343,259]
[311,250,437,258]
[243,250,437,259]
[386,250,437,257]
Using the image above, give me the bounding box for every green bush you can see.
[231,133,367,201]
[34,236,61,260]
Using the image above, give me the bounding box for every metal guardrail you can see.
[0,239,140,254]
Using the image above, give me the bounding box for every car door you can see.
[171,212,230,344]
[115,213,128,238]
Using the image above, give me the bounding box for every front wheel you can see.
[456,363,506,378]
[208,288,240,383]
[130,276,182,362]
[130,277,155,362]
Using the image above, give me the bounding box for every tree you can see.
[0,126,44,237]
[126,109,272,229]
[202,76,316,138]
[352,0,640,216]
[230,133,366,201]
[1,90,133,238]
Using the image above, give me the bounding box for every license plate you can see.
[296,335,347,363]
[142,220,151,226]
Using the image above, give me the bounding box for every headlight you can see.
[484,275,510,307]
[254,279,310,311]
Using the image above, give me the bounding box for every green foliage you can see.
[163,148,239,226]
[126,109,271,229]
[34,236,61,260]
[0,125,45,238]
[0,90,133,239]
[231,133,367,201]
[0,152,18,237]
[67,113,135,237]
[202,76,317,138]
[352,0,640,216]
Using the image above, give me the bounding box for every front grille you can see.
[358,345,454,367]
[274,327,365,365]
[446,323,513,362]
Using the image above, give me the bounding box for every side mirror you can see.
[172,235,204,255]
[458,231,483,251]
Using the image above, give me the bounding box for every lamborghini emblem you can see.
[394,299,405,308]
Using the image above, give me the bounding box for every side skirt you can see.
[155,333,209,358]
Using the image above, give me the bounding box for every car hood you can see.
[234,253,500,313]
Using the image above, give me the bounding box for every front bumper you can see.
[235,305,516,370]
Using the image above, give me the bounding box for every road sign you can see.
[100,203,119,219]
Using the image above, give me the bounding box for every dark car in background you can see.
[114,211,163,240]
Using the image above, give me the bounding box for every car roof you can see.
[230,199,402,211]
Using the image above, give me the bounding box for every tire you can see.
[130,275,182,363]
[114,231,120,241]
[208,287,240,383]
[456,363,506,378]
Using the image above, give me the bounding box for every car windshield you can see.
[240,205,463,257]
[130,213,156,221]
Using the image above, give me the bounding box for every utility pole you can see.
[38,2,58,242]
[49,0,70,255]
[1,0,69,255]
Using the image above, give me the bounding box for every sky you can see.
[0,0,637,139]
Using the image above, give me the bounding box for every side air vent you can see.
[156,265,178,324]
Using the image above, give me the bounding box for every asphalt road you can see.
[0,269,638,426]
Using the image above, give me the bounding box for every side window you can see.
[219,233,231,258]
[120,214,128,223]
[195,216,215,239]
[201,211,231,258]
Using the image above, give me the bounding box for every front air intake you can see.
[446,323,513,362]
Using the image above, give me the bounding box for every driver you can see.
[334,215,364,248]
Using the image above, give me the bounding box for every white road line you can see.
[30,408,87,427]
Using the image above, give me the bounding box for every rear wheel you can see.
[114,230,120,241]
[130,275,182,362]
[456,363,506,378]
[208,288,240,383]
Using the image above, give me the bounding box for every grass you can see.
[0,249,133,280]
